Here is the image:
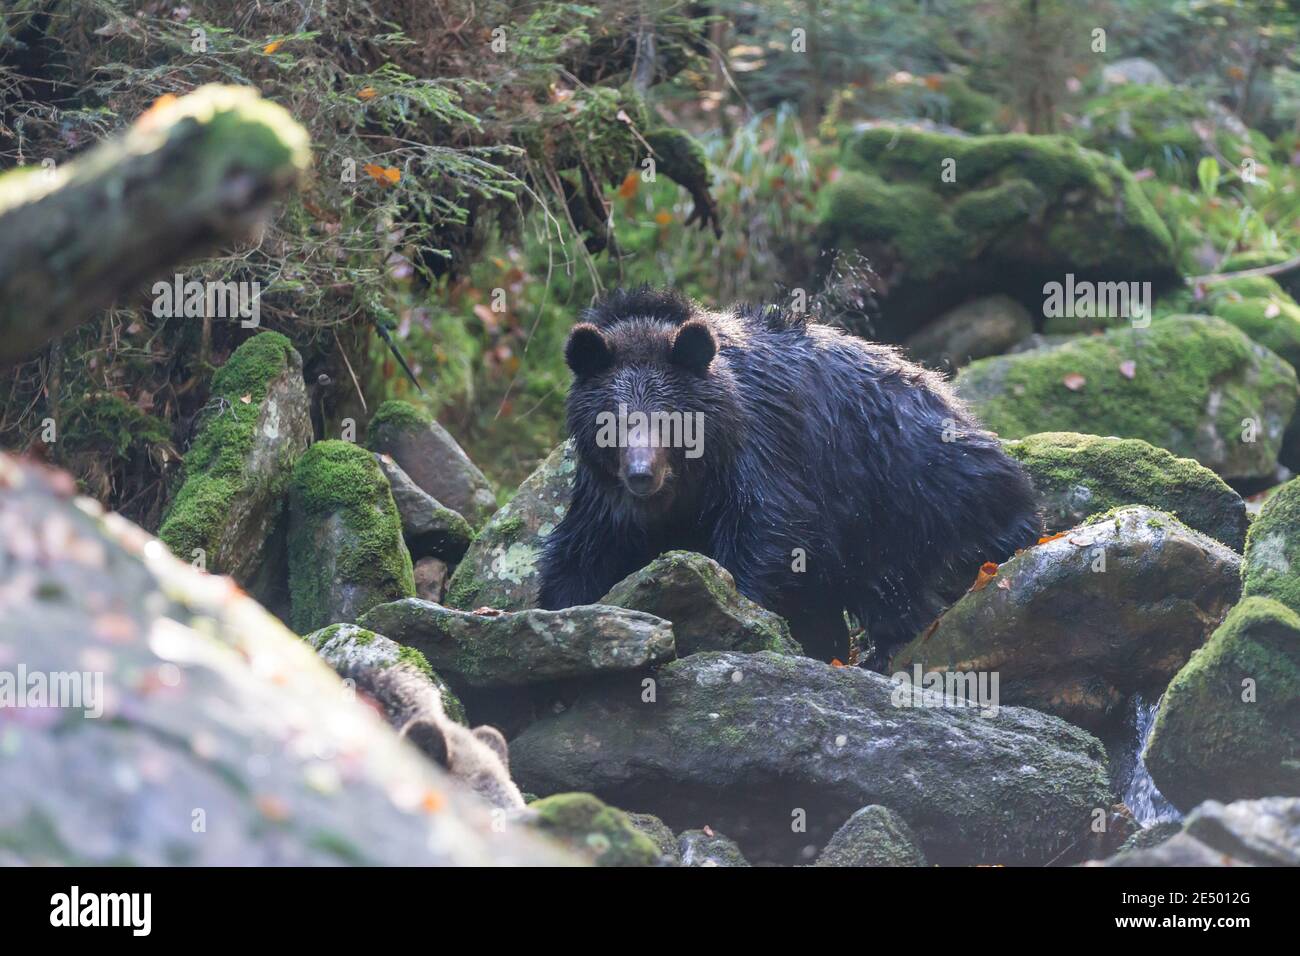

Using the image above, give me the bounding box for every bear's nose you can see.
[625,468,656,496]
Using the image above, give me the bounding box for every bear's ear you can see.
[670,318,717,372]
[565,323,614,377]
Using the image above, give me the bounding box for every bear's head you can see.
[563,289,741,515]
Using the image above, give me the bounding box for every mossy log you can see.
[0,85,310,366]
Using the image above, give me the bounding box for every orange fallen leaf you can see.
[617,171,640,200]
[363,163,401,186]
[1062,373,1086,391]
[358,86,378,100]
[421,790,446,813]
[830,658,845,668]
[135,94,178,132]
[263,40,283,54]
[969,561,999,591]
[1037,531,1067,545]
[654,211,673,225]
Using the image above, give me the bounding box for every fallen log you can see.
[0,84,310,366]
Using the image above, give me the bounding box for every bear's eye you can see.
[565,323,614,377]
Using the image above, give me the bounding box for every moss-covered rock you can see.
[1242,477,1300,614]
[1069,84,1271,186]
[892,506,1241,731]
[677,829,750,867]
[1152,277,1300,375]
[1143,597,1300,810]
[626,812,680,865]
[366,400,497,528]
[158,332,312,609]
[511,651,1112,866]
[814,805,928,867]
[372,452,473,562]
[904,294,1033,369]
[526,793,662,867]
[599,551,801,656]
[357,598,674,688]
[445,441,575,611]
[817,127,1177,336]
[303,622,467,726]
[288,440,415,633]
[1004,432,1248,550]
[956,315,1299,482]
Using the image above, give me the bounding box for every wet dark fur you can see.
[539,288,1042,664]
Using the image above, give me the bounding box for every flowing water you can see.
[1119,693,1182,827]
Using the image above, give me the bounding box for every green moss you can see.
[527,793,661,867]
[369,399,434,432]
[1003,431,1246,549]
[1242,477,1300,614]
[1070,84,1271,185]
[158,332,297,561]
[822,128,1173,278]
[288,440,416,633]
[957,316,1297,477]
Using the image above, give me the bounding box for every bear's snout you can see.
[620,444,668,498]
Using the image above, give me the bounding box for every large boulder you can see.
[904,294,1033,369]
[1143,595,1300,810]
[357,598,674,688]
[892,507,1241,731]
[599,551,802,656]
[158,332,312,610]
[1096,798,1300,867]
[1241,476,1300,614]
[1004,432,1248,550]
[956,315,1299,483]
[373,452,473,562]
[816,127,1177,336]
[0,454,570,865]
[288,440,415,634]
[814,805,928,867]
[510,651,1113,866]
[366,401,496,528]
[445,441,574,611]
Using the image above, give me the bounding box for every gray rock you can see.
[905,295,1033,368]
[1101,58,1170,88]
[366,401,496,528]
[678,829,749,867]
[600,551,802,656]
[1095,798,1300,866]
[510,651,1113,866]
[358,598,675,688]
[892,507,1242,732]
[373,452,473,561]
[0,453,572,866]
[445,441,574,611]
[814,805,928,867]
